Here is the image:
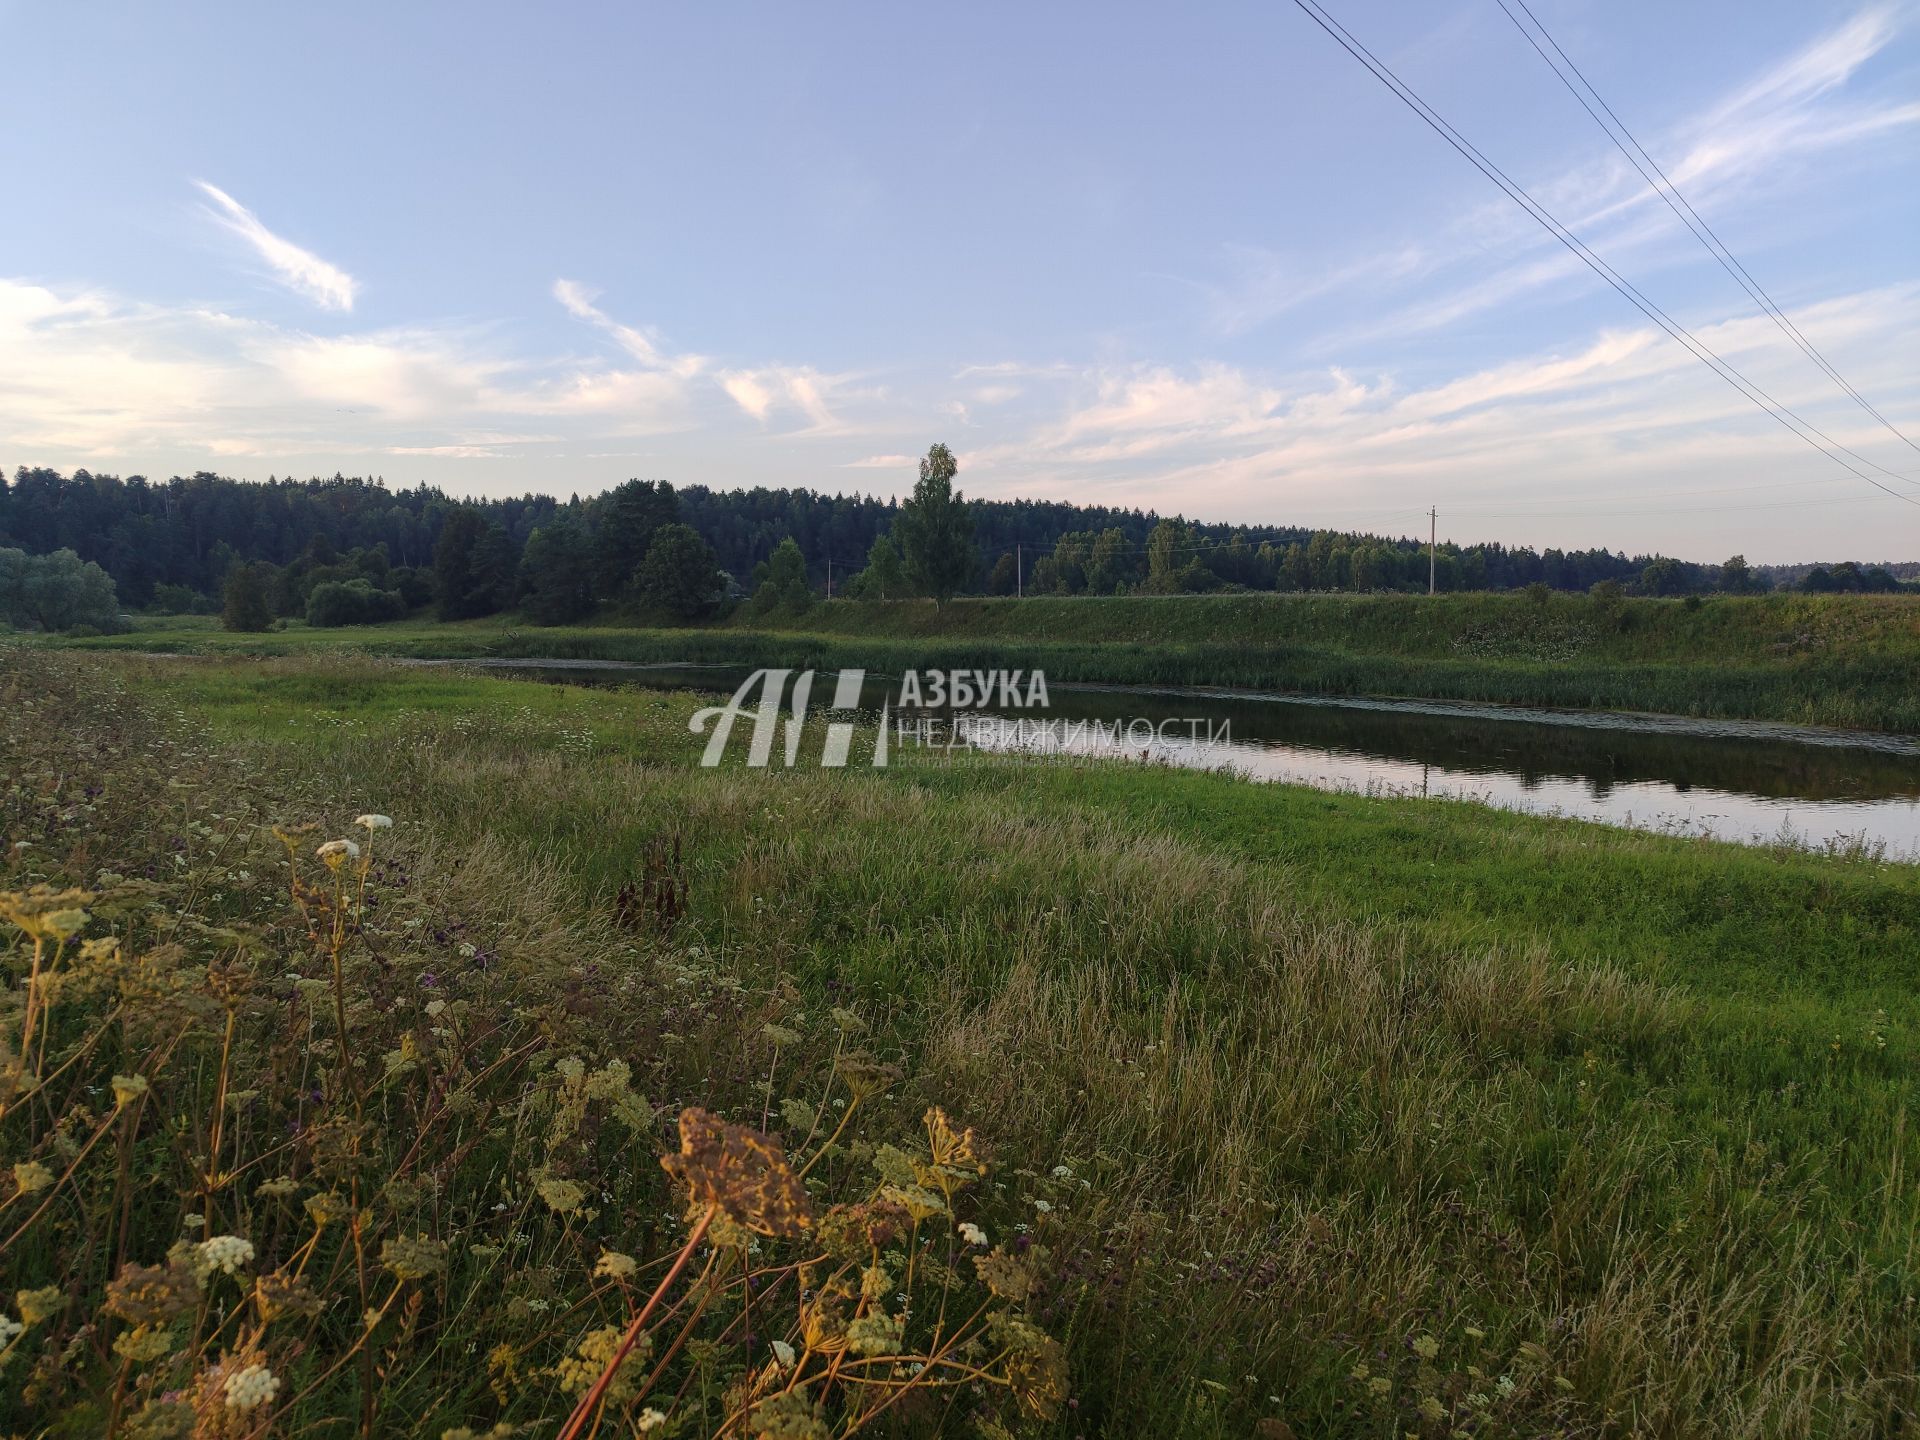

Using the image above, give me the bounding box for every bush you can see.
[306,579,408,628]
[0,547,122,632]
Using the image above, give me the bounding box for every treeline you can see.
[1,463,1912,634]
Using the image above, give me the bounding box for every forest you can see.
[0,463,1910,633]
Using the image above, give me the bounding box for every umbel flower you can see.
[660,1107,813,1237]
[315,839,360,868]
[223,1362,279,1412]
[354,814,393,830]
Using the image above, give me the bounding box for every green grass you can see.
[72,650,1918,1435]
[67,587,1920,732]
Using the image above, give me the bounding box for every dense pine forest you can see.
[0,464,1910,633]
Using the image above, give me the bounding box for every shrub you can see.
[306,578,408,627]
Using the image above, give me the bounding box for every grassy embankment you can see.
[65,589,1920,732]
[4,645,1917,1437]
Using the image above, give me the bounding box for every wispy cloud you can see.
[1248,5,1919,348]
[194,181,357,312]
[551,279,706,378]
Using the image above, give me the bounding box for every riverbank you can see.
[8,646,1913,1434]
[62,589,1920,732]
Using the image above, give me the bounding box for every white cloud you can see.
[552,279,706,378]
[843,453,916,469]
[1257,6,1920,347]
[195,181,357,312]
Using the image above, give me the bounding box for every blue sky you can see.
[1,1,1915,561]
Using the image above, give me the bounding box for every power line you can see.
[1283,0,1920,510]
[1493,0,1920,464]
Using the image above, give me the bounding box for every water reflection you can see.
[465,661,1920,857]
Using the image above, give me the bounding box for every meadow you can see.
[66,588,1920,733]
[3,644,1918,1438]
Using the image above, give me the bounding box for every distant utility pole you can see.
[826,555,832,599]
[1428,507,1437,595]
[1016,543,1023,599]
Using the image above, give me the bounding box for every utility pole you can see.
[1428,507,1437,596]
[1016,543,1023,599]
[826,555,832,600]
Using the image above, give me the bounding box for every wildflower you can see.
[256,1176,299,1199]
[974,1246,1035,1302]
[881,1182,947,1221]
[15,1285,63,1325]
[554,1325,651,1401]
[1412,1334,1440,1360]
[1418,1396,1446,1423]
[594,1250,638,1280]
[958,1221,988,1247]
[304,1191,350,1227]
[0,1315,25,1351]
[315,839,360,868]
[223,1363,279,1412]
[111,1073,150,1106]
[253,1273,322,1323]
[425,998,447,1017]
[354,814,393,830]
[637,1411,669,1433]
[845,1313,904,1357]
[537,1176,586,1215]
[12,1161,54,1194]
[199,1236,255,1275]
[1032,1198,1053,1214]
[113,1325,176,1363]
[771,1338,796,1369]
[42,907,89,939]
[660,1107,812,1237]
[381,1234,449,1281]
[1051,1164,1073,1179]
[750,1392,830,1439]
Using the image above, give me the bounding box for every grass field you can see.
[4,644,1917,1437]
[63,588,1920,732]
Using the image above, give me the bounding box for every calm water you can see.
[446,659,1920,857]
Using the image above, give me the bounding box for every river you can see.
[436,659,1920,857]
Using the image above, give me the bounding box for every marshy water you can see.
[449,659,1920,857]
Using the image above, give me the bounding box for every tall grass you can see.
[5,650,1909,1436]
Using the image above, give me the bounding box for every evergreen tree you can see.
[433,507,495,620]
[220,560,273,632]
[593,479,679,599]
[517,520,597,625]
[894,444,976,606]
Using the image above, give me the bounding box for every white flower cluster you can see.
[223,1363,279,1411]
[315,839,361,863]
[958,1221,988,1247]
[354,814,393,830]
[199,1234,256,1275]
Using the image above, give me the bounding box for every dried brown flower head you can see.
[660,1107,813,1237]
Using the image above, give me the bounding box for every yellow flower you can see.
[111,1073,150,1106]
[594,1250,638,1280]
[12,1162,54,1195]
[15,1285,63,1325]
[315,839,360,868]
[537,1176,586,1215]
